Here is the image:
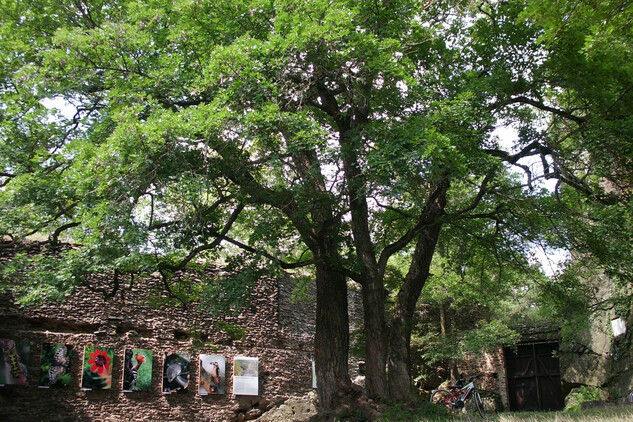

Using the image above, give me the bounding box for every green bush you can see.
[564,385,603,412]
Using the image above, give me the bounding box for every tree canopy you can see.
[2,0,632,412]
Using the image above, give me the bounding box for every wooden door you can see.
[505,343,564,411]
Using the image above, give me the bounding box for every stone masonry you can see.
[0,241,319,422]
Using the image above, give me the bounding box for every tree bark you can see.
[440,302,459,380]
[361,281,389,400]
[339,124,390,402]
[388,185,447,401]
[314,261,351,411]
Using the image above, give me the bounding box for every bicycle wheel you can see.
[430,389,456,410]
[472,389,485,418]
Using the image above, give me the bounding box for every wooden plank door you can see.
[505,343,564,412]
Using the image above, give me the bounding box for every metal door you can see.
[505,343,564,411]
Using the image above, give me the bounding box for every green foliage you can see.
[188,331,218,353]
[461,320,521,355]
[289,274,314,304]
[146,272,206,308]
[412,212,547,383]
[2,0,633,405]
[564,386,604,412]
[199,254,267,317]
[1,251,79,304]
[213,321,247,342]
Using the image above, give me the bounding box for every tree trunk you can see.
[440,302,459,380]
[338,123,390,402]
[388,185,447,401]
[361,281,389,401]
[388,310,416,402]
[314,262,351,412]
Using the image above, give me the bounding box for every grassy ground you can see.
[492,407,633,422]
[377,404,633,422]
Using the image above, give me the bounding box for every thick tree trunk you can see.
[338,124,390,402]
[314,262,351,412]
[388,312,415,402]
[361,281,389,401]
[388,186,447,401]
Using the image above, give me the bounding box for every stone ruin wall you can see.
[455,347,508,411]
[555,272,633,401]
[0,242,318,422]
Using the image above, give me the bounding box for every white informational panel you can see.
[233,356,258,396]
[612,317,627,337]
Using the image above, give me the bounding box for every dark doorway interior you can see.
[505,342,564,412]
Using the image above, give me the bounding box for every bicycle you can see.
[430,375,486,418]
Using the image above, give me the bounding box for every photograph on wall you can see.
[162,351,190,394]
[39,343,73,388]
[0,339,30,386]
[81,346,113,390]
[122,348,153,392]
[199,354,225,395]
[233,356,258,396]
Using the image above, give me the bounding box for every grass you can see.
[493,407,633,422]
[377,405,633,422]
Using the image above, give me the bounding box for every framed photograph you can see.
[122,349,153,392]
[81,346,113,390]
[233,356,258,396]
[0,339,29,386]
[162,351,190,394]
[199,354,225,395]
[39,343,72,388]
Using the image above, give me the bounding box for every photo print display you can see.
[39,343,72,388]
[81,346,113,390]
[122,349,153,392]
[233,356,258,396]
[0,339,30,386]
[163,351,190,394]
[199,354,225,395]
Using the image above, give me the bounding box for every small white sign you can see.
[233,356,258,396]
[612,317,627,337]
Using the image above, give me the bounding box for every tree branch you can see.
[452,170,497,216]
[491,96,586,124]
[206,231,318,270]
[50,222,80,245]
[159,204,245,272]
[377,179,449,277]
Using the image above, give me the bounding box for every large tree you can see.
[2,0,632,411]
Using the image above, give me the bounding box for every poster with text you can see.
[39,343,72,388]
[122,348,153,392]
[81,346,113,390]
[0,339,29,386]
[199,354,225,395]
[233,356,258,396]
[162,351,190,394]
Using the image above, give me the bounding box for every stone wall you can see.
[455,348,507,411]
[555,273,633,401]
[0,242,318,422]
